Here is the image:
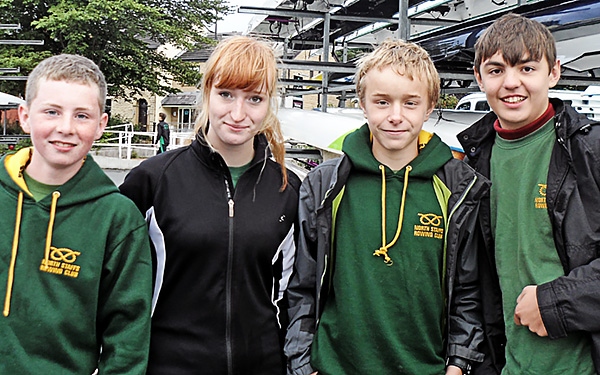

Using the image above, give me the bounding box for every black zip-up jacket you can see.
[156,120,170,147]
[120,133,301,375]
[458,98,600,375]
[284,150,490,375]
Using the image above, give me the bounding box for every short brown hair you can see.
[26,54,107,112]
[474,13,556,74]
[355,39,440,110]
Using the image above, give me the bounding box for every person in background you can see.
[120,36,301,375]
[458,13,600,375]
[0,54,152,374]
[155,112,170,153]
[285,39,488,375]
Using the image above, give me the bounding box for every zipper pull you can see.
[228,199,234,218]
[224,178,234,217]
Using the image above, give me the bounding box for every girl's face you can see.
[206,85,270,157]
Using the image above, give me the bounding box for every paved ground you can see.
[93,155,142,186]
[104,169,130,186]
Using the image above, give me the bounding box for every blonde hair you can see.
[26,54,107,112]
[474,13,557,74]
[194,36,288,190]
[355,39,440,110]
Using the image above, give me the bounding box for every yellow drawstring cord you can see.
[4,191,24,317]
[4,191,61,317]
[373,165,412,266]
[41,191,61,271]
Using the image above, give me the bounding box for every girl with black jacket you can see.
[120,36,301,375]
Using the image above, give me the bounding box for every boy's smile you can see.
[18,79,108,185]
[476,51,561,130]
[360,66,433,170]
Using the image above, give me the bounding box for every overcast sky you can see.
[217,0,272,34]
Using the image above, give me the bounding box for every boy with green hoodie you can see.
[285,39,489,375]
[0,54,152,374]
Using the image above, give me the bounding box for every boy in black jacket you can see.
[459,13,600,375]
[155,112,170,153]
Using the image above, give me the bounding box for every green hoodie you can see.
[0,148,152,374]
[311,124,454,375]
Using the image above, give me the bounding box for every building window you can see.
[177,108,196,131]
[138,99,148,127]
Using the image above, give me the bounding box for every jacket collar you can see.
[458,97,596,161]
[191,131,271,171]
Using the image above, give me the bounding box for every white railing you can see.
[93,123,156,159]
[170,131,194,148]
[93,124,194,159]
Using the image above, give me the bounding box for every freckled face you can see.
[19,79,107,183]
[475,51,560,130]
[360,66,433,167]
[206,86,269,154]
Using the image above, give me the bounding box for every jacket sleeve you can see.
[537,260,600,338]
[284,175,320,375]
[97,210,153,375]
[447,175,486,365]
[119,160,160,216]
[538,124,600,339]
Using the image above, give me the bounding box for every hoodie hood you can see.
[339,124,453,266]
[342,123,453,177]
[2,147,118,206]
[1,147,117,316]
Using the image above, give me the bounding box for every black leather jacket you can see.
[458,98,600,375]
[284,152,490,375]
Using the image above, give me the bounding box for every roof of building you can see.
[161,90,200,107]
[178,45,215,62]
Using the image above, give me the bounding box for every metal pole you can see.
[322,12,330,113]
[398,0,409,40]
[340,40,348,108]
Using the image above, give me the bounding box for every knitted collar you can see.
[494,102,555,140]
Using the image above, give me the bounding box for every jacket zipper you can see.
[552,120,573,272]
[446,174,477,295]
[225,178,234,375]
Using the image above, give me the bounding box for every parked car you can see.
[456,87,600,119]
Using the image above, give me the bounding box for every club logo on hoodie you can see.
[39,246,81,278]
[414,213,444,240]
[535,183,547,209]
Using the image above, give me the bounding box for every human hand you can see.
[310,372,318,375]
[514,285,548,336]
[446,365,463,375]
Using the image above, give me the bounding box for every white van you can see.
[456,88,600,119]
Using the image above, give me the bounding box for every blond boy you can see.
[285,40,488,375]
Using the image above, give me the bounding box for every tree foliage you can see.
[0,0,230,98]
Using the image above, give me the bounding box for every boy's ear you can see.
[425,105,434,121]
[548,59,561,88]
[358,98,367,117]
[18,104,31,134]
[474,67,485,92]
[95,112,109,140]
